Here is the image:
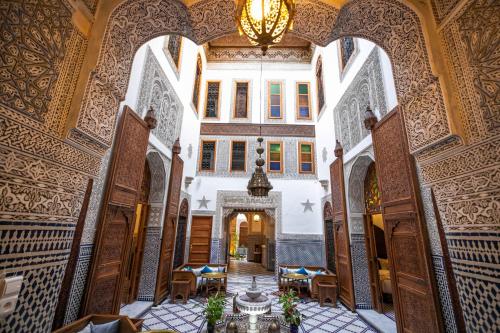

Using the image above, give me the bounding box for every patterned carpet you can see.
[140,261,375,332]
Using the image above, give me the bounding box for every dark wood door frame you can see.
[363,214,384,313]
[154,139,183,304]
[52,178,93,330]
[329,141,356,311]
[323,201,335,274]
[368,107,443,332]
[82,106,155,315]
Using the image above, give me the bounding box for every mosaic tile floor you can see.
[140,261,375,332]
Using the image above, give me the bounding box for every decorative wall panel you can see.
[136,48,184,150]
[334,48,387,153]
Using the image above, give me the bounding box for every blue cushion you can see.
[201,265,213,274]
[279,267,288,274]
[316,270,325,275]
[297,267,308,275]
[90,320,120,333]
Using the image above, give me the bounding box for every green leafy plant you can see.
[203,293,226,325]
[278,289,302,325]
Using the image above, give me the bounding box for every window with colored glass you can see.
[234,82,249,118]
[200,141,216,171]
[268,142,283,172]
[297,82,311,119]
[167,35,182,68]
[192,55,202,112]
[205,81,220,118]
[231,141,246,171]
[268,82,282,118]
[299,143,314,173]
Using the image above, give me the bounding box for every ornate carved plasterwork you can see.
[334,48,386,153]
[332,0,451,153]
[0,0,73,122]
[75,0,193,146]
[291,0,338,46]
[204,46,313,63]
[439,0,500,143]
[136,48,183,150]
[200,123,315,137]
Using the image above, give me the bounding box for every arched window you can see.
[167,35,182,68]
[192,54,202,112]
[340,37,355,70]
[316,56,325,113]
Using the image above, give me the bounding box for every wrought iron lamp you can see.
[247,53,273,197]
[237,0,295,54]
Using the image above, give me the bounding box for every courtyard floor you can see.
[140,261,376,332]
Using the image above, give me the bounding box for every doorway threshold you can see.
[119,301,153,318]
[357,309,397,333]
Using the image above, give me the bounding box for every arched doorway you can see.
[121,160,151,304]
[323,201,335,273]
[173,198,189,269]
[362,162,391,314]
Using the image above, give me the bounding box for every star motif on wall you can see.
[198,195,210,209]
[301,199,315,212]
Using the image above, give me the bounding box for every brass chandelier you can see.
[237,0,295,54]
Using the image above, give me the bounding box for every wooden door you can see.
[188,216,213,264]
[155,141,183,304]
[329,141,355,311]
[363,215,383,313]
[370,107,443,332]
[323,202,335,273]
[83,106,153,315]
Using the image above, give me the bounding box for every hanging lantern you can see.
[237,0,295,54]
[247,137,273,196]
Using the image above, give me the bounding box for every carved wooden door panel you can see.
[371,108,442,332]
[154,151,183,304]
[324,220,336,273]
[189,216,213,264]
[363,215,383,313]
[329,146,356,311]
[83,106,152,315]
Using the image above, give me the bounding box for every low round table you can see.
[201,272,227,296]
[282,273,308,295]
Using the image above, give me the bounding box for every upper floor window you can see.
[167,35,182,69]
[316,57,325,113]
[231,141,246,172]
[205,81,221,118]
[268,82,283,119]
[200,140,216,171]
[233,82,249,119]
[268,142,283,173]
[296,82,311,120]
[299,142,314,173]
[192,54,202,112]
[340,37,355,70]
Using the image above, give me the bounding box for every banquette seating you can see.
[172,263,228,296]
[278,264,337,299]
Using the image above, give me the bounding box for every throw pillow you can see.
[296,267,308,275]
[192,267,204,276]
[90,320,120,333]
[201,265,213,274]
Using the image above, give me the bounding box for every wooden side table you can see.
[201,272,227,297]
[283,273,308,297]
[318,283,337,307]
[171,280,190,304]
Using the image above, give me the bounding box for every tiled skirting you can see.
[351,233,372,309]
[276,237,324,267]
[137,226,162,301]
[64,244,93,324]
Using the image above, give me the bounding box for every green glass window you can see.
[297,83,310,119]
[268,142,282,172]
[269,82,282,118]
[299,143,314,173]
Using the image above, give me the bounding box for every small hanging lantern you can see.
[237,0,295,54]
[247,137,273,196]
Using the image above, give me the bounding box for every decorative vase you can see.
[290,324,299,333]
[207,322,215,333]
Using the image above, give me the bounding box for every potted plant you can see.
[278,289,302,333]
[203,293,226,333]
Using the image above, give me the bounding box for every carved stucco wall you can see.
[333,47,387,153]
[1,0,498,331]
[136,47,184,150]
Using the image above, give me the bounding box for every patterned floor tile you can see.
[140,261,375,332]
